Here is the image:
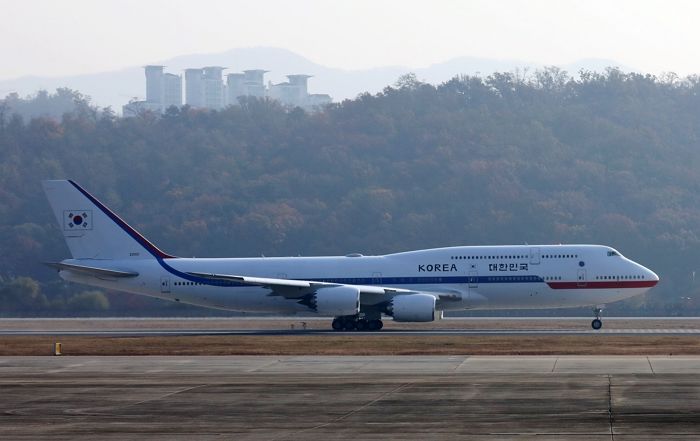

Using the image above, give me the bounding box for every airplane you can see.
[42,180,659,331]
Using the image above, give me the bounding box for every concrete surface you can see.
[3,317,700,337]
[4,329,700,336]
[1,356,700,439]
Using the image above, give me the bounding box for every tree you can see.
[394,73,423,90]
[2,69,700,315]
[0,276,48,313]
[67,290,110,311]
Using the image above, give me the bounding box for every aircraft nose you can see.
[643,266,660,286]
[649,269,660,284]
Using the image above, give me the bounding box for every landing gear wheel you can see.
[341,318,357,331]
[368,319,383,331]
[591,305,604,330]
[356,319,369,331]
[332,318,342,331]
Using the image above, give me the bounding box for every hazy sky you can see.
[2,0,700,80]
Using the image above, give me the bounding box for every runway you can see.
[3,316,700,336]
[2,328,700,336]
[2,355,700,440]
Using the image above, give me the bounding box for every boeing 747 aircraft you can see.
[43,180,659,331]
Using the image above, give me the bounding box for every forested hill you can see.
[2,68,700,315]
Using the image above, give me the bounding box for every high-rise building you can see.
[123,65,182,116]
[162,73,182,109]
[267,74,330,109]
[185,68,204,108]
[287,75,311,95]
[226,73,246,105]
[202,66,225,110]
[243,70,268,98]
[267,81,294,105]
[307,93,333,108]
[278,74,312,105]
[126,61,332,116]
[144,65,165,104]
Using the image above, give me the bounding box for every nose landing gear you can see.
[591,306,604,330]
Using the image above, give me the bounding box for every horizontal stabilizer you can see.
[44,262,139,278]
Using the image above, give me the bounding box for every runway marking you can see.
[453,355,471,372]
[47,363,85,374]
[125,384,206,408]
[607,375,615,441]
[246,358,281,373]
[647,356,656,375]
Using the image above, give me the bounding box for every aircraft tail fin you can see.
[42,180,174,260]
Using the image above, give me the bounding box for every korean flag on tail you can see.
[64,210,92,230]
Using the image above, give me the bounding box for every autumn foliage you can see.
[2,69,700,315]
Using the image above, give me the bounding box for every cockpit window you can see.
[607,250,620,257]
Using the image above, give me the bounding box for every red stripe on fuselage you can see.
[547,280,658,290]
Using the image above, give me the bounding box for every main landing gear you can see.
[332,315,383,332]
[591,306,604,330]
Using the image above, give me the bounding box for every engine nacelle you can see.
[389,294,437,322]
[306,286,360,316]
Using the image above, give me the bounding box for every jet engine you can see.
[389,294,437,322]
[300,286,360,316]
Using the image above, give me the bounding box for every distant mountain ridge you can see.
[0,47,633,111]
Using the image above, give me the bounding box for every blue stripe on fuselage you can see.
[162,273,545,287]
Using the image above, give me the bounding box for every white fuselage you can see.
[60,244,659,315]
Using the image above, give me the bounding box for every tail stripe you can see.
[68,180,175,259]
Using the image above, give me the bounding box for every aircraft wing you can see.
[45,261,139,278]
[187,271,419,298]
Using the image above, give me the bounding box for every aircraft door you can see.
[160,276,171,293]
[468,270,478,288]
[530,247,541,265]
[372,272,382,285]
[577,269,587,287]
